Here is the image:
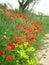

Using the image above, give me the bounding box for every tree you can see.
[18,0,40,12]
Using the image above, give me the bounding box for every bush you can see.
[0,42,38,65]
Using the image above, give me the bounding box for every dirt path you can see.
[37,33,49,65]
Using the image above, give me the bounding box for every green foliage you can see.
[0,4,7,9]
[0,8,48,65]
[0,41,38,65]
[15,42,38,65]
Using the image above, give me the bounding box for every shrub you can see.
[0,42,38,65]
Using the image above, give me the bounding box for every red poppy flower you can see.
[4,37,8,41]
[25,32,28,36]
[34,25,43,34]
[13,36,18,41]
[0,50,5,55]
[28,27,33,33]
[18,14,23,18]
[17,42,22,46]
[8,14,13,20]
[20,30,25,33]
[35,45,39,49]
[26,36,36,41]
[14,28,18,30]
[31,31,36,35]
[8,43,16,51]
[23,26,27,29]
[13,14,18,18]
[26,35,30,41]
[4,9,9,12]
[34,25,40,30]
[6,55,13,61]
[30,37,36,41]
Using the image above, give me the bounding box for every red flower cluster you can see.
[8,14,13,20]
[14,24,37,42]
[8,43,16,51]
[7,12,28,21]
[3,9,43,47]
[13,35,23,41]
[26,36,36,41]
[13,36,18,41]
[17,42,22,46]
[34,24,43,34]
[14,28,18,30]
[28,27,33,33]
[4,9,9,12]
[6,55,13,61]
[0,50,5,55]
[20,30,25,33]
[4,9,14,13]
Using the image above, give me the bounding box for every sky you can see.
[0,0,49,15]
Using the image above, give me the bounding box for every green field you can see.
[0,8,49,65]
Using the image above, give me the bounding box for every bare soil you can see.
[37,33,49,65]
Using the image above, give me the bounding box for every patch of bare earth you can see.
[37,33,49,65]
